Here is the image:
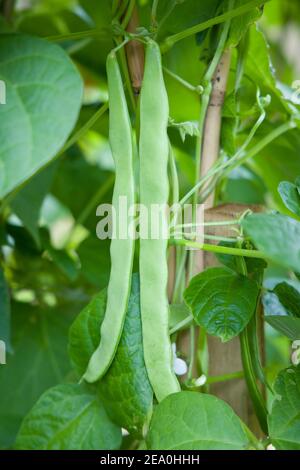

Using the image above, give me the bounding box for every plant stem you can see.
[236,240,268,435]
[173,219,240,229]
[170,314,193,336]
[76,174,115,227]
[171,232,237,243]
[240,329,268,434]
[60,103,109,155]
[187,324,196,380]
[161,0,271,53]
[121,0,136,29]
[112,0,121,16]
[226,120,296,175]
[46,29,107,42]
[156,0,177,35]
[170,238,267,260]
[206,370,244,384]
[172,248,187,303]
[163,67,203,94]
[115,0,129,21]
[151,0,159,25]
[179,120,295,206]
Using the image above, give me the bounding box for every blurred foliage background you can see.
[0,0,300,449]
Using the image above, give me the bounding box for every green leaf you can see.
[228,0,263,47]
[265,316,300,341]
[250,129,300,212]
[245,26,288,114]
[278,181,300,218]
[0,302,76,449]
[77,235,110,287]
[147,391,253,450]
[269,366,300,450]
[169,303,192,333]
[0,34,83,197]
[41,229,79,281]
[68,290,107,375]
[10,163,57,245]
[215,240,267,276]
[223,166,266,205]
[184,267,259,342]
[156,0,220,38]
[52,152,113,232]
[0,267,11,350]
[273,282,300,318]
[241,213,300,273]
[69,274,153,434]
[15,384,122,450]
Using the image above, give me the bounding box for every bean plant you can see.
[0,0,300,452]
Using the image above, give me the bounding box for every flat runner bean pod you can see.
[139,40,181,402]
[83,52,135,383]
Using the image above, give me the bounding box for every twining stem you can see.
[76,174,115,227]
[116,40,136,111]
[223,120,296,176]
[115,0,129,21]
[170,238,267,260]
[187,324,196,380]
[156,0,177,35]
[179,119,295,206]
[161,0,271,53]
[163,67,203,95]
[206,370,244,384]
[121,0,136,29]
[46,29,107,42]
[169,143,180,206]
[61,103,109,155]
[172,248,188,303]
[151,0,159,26]
[240,329,268,434]
[173,219,240,229]
[112,0,121,16]
[169,314,193,336]
[236,240,268,434]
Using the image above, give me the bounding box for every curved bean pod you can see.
[84,51,135,383]
[139,40,180,402]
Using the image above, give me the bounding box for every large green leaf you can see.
[69,274,153,434]
[250,129,300,211]
[156,0,220,38]
[269,366,300,450]
[228,0,263,47]
[0,267,10,350]
[0,34,83,198]
[0,302,76,449]
[184,267,259,342]
[273,282,300,318]
[10,163,57,245]
[51,152,113,232]
[278,181,300,218]
[15,384,122,450]
[241,213,300,273]
[68,289,107,375]
[147,391,253,450]
[77,235,110,288]
[245,25,288,114]
[265,316,300,341]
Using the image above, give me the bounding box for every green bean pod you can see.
[83,52,135,383]
[139,40,180,401]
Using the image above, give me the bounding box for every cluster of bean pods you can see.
[84,40,180,401]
